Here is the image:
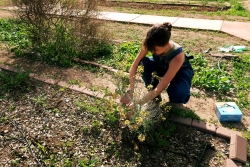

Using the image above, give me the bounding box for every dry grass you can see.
[103,21,250,54]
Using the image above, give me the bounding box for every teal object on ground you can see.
[218,45,248,53]
[215,102,242,122]
[233,46,248,53]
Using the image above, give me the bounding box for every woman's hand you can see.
[125,102,135,119]
[120,90,133,105]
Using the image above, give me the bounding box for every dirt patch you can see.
[244,0,250,11]
[99,1,229,12]
[0,9,15,19]
[0,78,230,166]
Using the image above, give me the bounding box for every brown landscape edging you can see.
[0,63,248,166]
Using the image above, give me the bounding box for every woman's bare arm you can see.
[137,52,185,105]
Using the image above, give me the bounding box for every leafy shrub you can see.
[190,53,234,93]
[8,0,113,67]
[0,70,30,94]
[0,18,30,50]
[99,42,141,71]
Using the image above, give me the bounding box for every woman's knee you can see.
[140,57,153,68]
[168,92,191,104]
[167,84,191,104]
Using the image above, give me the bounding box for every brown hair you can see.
[143,22,172,52]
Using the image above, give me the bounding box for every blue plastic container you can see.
[215,102,242,122]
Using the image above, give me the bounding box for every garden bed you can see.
[0,70,229,166]
[99,0,230,12]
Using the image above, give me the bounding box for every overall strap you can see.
[167,47,184,61]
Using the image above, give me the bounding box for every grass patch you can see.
[99,0,250,21]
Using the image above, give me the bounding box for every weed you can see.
[105,111,119,125]
[79,158,99,167]
[64,158,74,167]
[44,154,56,166]
[37,143,46,154]
[91,119,102,129]
[0,70,30,94]
[1,116,8,123]
[99,41,141,71]
[11,159,20,166]
[52,108,60,113]
[69,79,80,85]
[64,141,73,147]
[31,93,47,106]
[164,105,201,120]
[59,87,67,92]
[191,92,201,98]
[82,126,89,133]
[8,104,15,112]
[190,53,234,94]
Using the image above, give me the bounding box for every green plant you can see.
[64,141,73,147]
[82,126,89,133]
[69,79,79,85]
[91,119,102,129]
[11,158,20,166]
[52,108,60,113]
[191,53,234,93]
[79,158,99,167]
[99,41,141,71]
[112,64,173,143]
[64,158,74,167]
[9,0,113,67]
[0,70,30,94]
[59,86,67,92]
[105,110,119,125]
[31,93,47,106]
[1,116,8,123]
[191,91,201,98]
[0,18,30,53]
[37,143,46,154]
[44,154,56,166]
[8,103,16,111]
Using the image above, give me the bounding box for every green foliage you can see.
[99,42,141,71]
[1,116,8,123]
[0,17,113,67]
[0,70,30,94]
[232,56,250,108]
[224,0,249,17]
[31,93,47,105]
[0,18,30,50]
[147,123,176,147]
[105,110,119,125]
[79,158,99,167]
[37,143,46,154]
[190,53,234,93]
[69,79,80,85]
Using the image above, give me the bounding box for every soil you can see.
[98,1,229,12]
[0,6,249,166]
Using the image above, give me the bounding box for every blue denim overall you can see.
[140,47,194,104]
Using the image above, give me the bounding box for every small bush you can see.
[10,0,113,67]
[0,70,30,94]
